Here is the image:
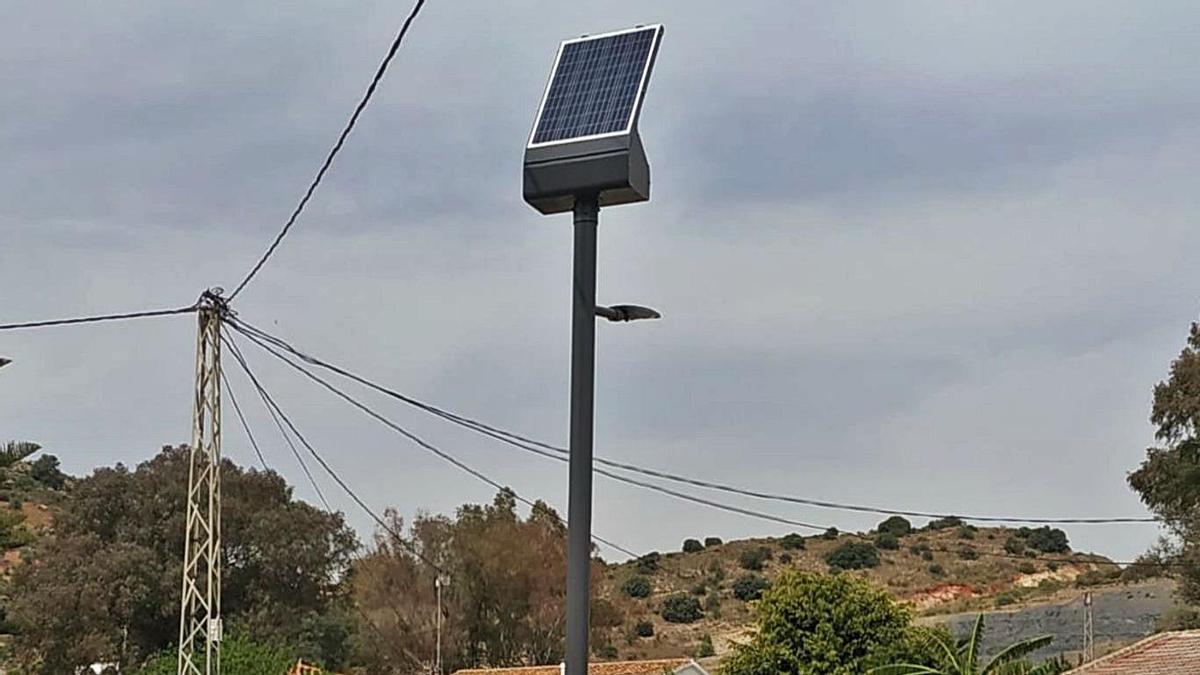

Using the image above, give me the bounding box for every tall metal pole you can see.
[565,195,599,675]
[1083,591,1094,663]
[435,575,446,675]
[178,292,224,675]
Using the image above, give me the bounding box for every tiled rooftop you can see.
[1067,630,1200,674]
[453,658,691,675]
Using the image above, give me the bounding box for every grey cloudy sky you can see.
[3,1,1199,562]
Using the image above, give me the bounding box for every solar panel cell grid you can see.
[532,28,657,145]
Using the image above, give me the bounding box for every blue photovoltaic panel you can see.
[531,27,658,145]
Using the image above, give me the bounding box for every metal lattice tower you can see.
[1083,591,1095,663]
[178,291,226,675]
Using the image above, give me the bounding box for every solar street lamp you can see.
[523,24,665,675]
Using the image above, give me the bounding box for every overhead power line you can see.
[225,325,639,558]
[228,318,1157,527]
[222,370,271,472]
[228,0,429,301]
[0,303,198,331]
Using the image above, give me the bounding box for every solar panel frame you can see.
[527,24,664,149]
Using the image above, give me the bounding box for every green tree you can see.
[29,454,66,490]
[9,446,356,673]
[870,614,1061,675]
[877,516,913,538]
[137,634,294,675]
[1129,322,1200,602]
[721,571,934,675]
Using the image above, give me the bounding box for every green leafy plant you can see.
[704,537,723,547]
[635,551,661,574]
[732,574,770,602]
[822,527,840,540]
[696,633,715,658]
[739,546,772,571]
[660,594,703,624]
[634,620,655,638]
[682,538,704,553]
[876,533,901,550]
[622,575,652,599]
[825,541,880,570]
[878,516,914,537]
[1025,527,1069,554]
[780,533,807,550]
[927,516,964,531]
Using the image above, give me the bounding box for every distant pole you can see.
[436,575,448,675]
[565,195,599,675]
[1083,591,1095,662]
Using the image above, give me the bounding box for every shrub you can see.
[30,454,67,490]
[957,526,976,540]
[921,549,935,562]
[875,533,900,550]
[661,594,703,624]
[635,552,661,574]
[779,552,793,565]
[622,575,652,598]
[1026,527,1070,554]
[696,633,715,658]
[824,542,880,571]
[1018,562,1037,574]
[928,563,945,576]
[821,527,840,540]
[1047,561,1060,572]
[704,592,721,618]
[596,644,618,659]
[995,591,1019,607]
[958,546,979,561]
[927,516,964,531]
[780,533,806,550]
[876,516,913,537]
[739,546,771,571]
[691,582,708,596]
[1015,527,1033,539]
[704,537,723,547]
[1004,537,1026,555]
[682,538,704,553]
[634,620,654,637]
[732,574,770,602]
[1076,567,1121,588]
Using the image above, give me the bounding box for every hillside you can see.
[595,521,1146,663]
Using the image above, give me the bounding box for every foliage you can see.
[721,571,936,675]
[876,533,900,550]
[739,546,772,571]
[696,633,716,658]
[928,564,945,576]
[351,490,597,672]
[705,537,723,547]
[29,454,66,490]
[732,574,770,602]
[622,575,653,598]
[0,442,40,470]
[779,552,793,565]
[1024,528,1069,554]
[136,634,293,675]
[1128,323,1200,602]
[1017,562,1036,575]
[869,614,1061,675]
[958,546,979,561]
[927,516,964,531]
[683,538,704,553]
[635,551,662,574]
[1157,606,1200,631]
[822,527,840,540]
[779,533,806,550]
[661,594,703,624]
[878,516,913,538]
[1004,537,1026,556]
[825,541,881,570]
[957,526,976,541]
[8,446,357,674]
[634,620,655,638]
[0,508,33,550]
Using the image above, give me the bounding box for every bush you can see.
[995,591,1019,607]
[732,574,770,601]
[596,644,619,659]
[875,533,900,550]
[780,533,807,550]
[704,592,721,618]
[821,527,840,540]
[957,526,976,540]
[622,575,652,598]
[682,538,704,553]
[779,552,793,565]
[927,516,964,531]
[30,454,67,490]
[661,594,703,623]
[1076,567,1121,588]
[696,633,715,658]
[876,516,913,537]
[691,582,708,596]
[138,634,293,675]
[1047,561,1060,572]
[824,542,880,571]
[1004,537,1026,555]
[928,563,945,576]
[704,537,723,547]
[958,546,978,561]
[1026,527,1070,554]
[635,552,661,574]
[921,549,935,562]
[1018,562,1037,574]
[634,620,655,637]
[739,546,771,571]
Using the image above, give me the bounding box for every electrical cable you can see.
[0,304,198,331]
[225,326,640,558]
[224,332,333,512]
[228,318,1157,527]
[222,370,271,472]
[222,332,449,574]
[227,0,428,301]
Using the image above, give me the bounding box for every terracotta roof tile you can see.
[1067,630,1200,674]
[452,658,691,675]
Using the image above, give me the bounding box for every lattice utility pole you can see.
[1083,591,1095,663]
[178,290,227,675]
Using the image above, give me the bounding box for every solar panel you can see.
[530,25,662,147]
